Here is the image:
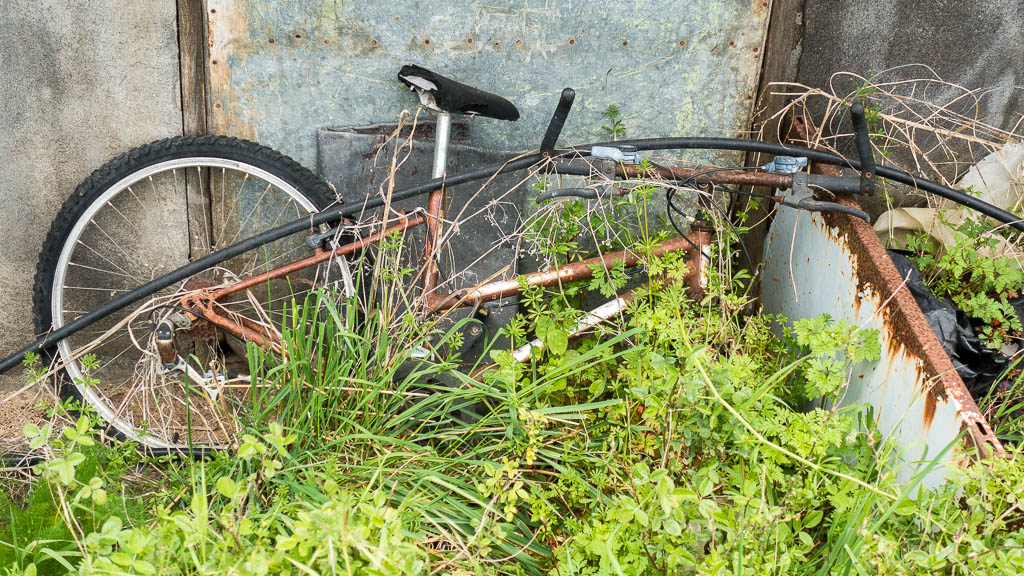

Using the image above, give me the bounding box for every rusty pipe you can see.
[428,233,707,312]
[420,188,446,297]
[210,214,425,300]
[198,298,278,352]
[622,163,792,189]
[685,224,712,297]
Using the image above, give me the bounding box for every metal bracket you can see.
[591,145,642,164]
[783,172,870,222]
[760,156,808,174]
[306,227,336,250]
[162,357,235,402]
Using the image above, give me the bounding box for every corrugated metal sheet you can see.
[207,0,770,169]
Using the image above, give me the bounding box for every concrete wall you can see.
[798,0,1022,127]
[0,1,182,441]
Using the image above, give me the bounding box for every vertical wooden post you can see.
[736,0,806,277]
[177,0,208,136]
[177,0,213,259]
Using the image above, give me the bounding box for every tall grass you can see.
[206,286,647,572]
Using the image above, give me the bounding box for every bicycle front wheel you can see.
[33,135,338,452]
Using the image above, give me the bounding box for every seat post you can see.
[432,112,451,178]
[421,112,451,300]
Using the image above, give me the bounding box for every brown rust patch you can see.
[789,115,1003,459]
[923,388,937,430]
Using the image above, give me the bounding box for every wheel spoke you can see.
[67,261,138,281]
[74,240,141,282]
[226,182,275,247]
[43,142,329,451]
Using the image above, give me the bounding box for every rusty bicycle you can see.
[4,64,1018,453]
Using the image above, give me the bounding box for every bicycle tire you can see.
[33,135,338,452]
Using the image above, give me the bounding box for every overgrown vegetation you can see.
[5,91,1024,574]
[6,230,1024,574]
[907,211,1023,350]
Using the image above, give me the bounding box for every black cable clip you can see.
[783,173,870,222]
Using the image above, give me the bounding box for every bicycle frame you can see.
[180,198,712,354]
[5,105,1014,376]
[173,111,726,357]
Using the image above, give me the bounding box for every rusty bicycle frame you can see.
[167,89,804,361]
[170,149,819,361]
[170,95,859,361]
[174,173,719,357]
[15,87,998,378]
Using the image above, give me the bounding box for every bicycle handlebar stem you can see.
[540,88,575,156]
[850,103,876,195]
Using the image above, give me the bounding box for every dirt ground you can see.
[0,373,48,456]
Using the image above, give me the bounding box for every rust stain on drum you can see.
[788,115,1003,459]
[923,388,937,430]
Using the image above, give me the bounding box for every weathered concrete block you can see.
[0,2,182,407]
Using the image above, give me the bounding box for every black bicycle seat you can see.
[398,64,519,121]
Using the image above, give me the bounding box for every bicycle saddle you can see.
[398,64,520,121]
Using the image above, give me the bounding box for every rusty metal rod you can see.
[427,233,705,312]
[199,301,277,352]
[210,214,425,300]
[625,163,792,188]
[420,189,446,297]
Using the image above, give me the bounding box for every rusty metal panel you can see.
[207,0,770,170]
[762,193,1002,489]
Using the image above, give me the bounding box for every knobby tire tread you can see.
[31,135,336,448]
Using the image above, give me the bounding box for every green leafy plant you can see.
[601,104,626,140]
[907,213,1024,348]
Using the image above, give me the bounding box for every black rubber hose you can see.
[2,136,1021,375]
[0,153,543,375]
[571,137,1024,232]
